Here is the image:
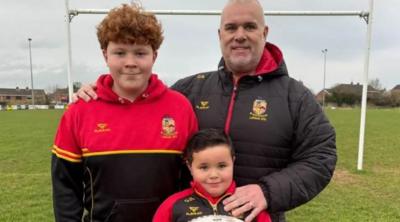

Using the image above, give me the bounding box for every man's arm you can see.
[224,84,336,220]
[258,87,337,213]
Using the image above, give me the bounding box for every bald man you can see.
[173,1,336,221]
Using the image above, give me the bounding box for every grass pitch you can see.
[287,108,400,221]
[0,108,399,221]
[0,110,61,221]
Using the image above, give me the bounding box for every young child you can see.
[51,4,197,222]
[153,129,271,222]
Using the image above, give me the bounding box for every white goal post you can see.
[64,0,374,171]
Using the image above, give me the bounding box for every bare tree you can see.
[369,78,383,90]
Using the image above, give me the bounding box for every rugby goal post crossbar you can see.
[64,0,374,171]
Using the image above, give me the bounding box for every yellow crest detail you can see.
[249,99,268,121]
[161,116,178,138]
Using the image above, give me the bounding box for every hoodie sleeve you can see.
[51,106,84,221]
[258,81,337,212]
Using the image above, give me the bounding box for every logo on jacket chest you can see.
[196,100,209,110]
[161,116,178,138]
[249,99,268,121]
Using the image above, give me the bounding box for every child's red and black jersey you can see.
[51,74,198,222]
[153,181,271,222]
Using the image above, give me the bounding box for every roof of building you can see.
[330,82,378,95]
[392,85,400,91]
[0,88,46,96]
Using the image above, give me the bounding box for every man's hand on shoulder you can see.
[223,184,268,222]
[72,83,98,103]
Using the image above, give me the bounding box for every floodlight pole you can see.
[65,0,73,103]
[28,38,35,108]
[357,0,374,171]
[322,49,328,109]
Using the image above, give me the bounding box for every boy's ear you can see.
[153,50,158,62]
[102,49,108,62]
[186,161,192,174]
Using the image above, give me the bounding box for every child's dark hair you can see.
[184,128,234,164]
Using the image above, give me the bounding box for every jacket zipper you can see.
[211,204,218,215]
[224,84,238,134]
[194,185,233,216]
[206,193,231,216]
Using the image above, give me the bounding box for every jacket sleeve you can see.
[258,84,337,213]
[170,78,189,95]
[51,108,84,221]
[170,74,200,98]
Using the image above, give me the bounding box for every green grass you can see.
[0,109,399,221]
[287,108,400,221]
[0,110,62,221]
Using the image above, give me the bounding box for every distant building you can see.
[48,88,69,104]
[315,82,383,106]
[335,82,383,99]
[0,87,47,106]
[315,89,331,104]
[47,82,82,104]
[392,84,400,92]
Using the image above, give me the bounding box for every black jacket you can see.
[171,42,337,222]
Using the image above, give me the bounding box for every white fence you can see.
[0,104,67,111]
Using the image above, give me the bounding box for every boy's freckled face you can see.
[189,145,234,197]
[103,42,157,98]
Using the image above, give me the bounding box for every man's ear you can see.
[218,29,221,40]
[263,25,269,40]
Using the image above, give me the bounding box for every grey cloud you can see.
[0,0,399,93]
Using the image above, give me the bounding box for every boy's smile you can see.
[189,145,234,198]
[103,41,157,101]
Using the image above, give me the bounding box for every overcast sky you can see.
[0,0,399,93]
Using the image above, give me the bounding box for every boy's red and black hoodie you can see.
[51,74,198,222]
[153,181,271,222]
